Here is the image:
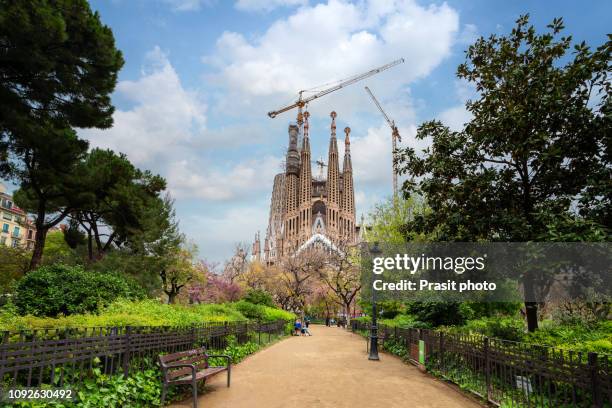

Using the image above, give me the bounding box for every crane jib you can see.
[267,58,404,119]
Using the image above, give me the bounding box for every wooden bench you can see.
[159,347,231,408]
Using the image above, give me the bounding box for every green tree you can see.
[42,229,75,264]
[1,0,124,269]
[367,195,427,244]
[243,289,275,308]
[0,246,30,293]
[397,16,610,331]
[73,148,166,261]
[0,0,123,152]
[11,127,89,269]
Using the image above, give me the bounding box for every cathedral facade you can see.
[255,111,357,264]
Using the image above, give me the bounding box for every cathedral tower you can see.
[298,112,312,244]
[341,127,355,241]
[326,111,340,239]
[284,124,300,251]
[263,112,359,264]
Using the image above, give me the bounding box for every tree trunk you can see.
[87,229,93,261]
[29,227,47,270]
[167,291,177,304]
[525,301,538,332]
[28,202,48,271]
[523,271,539,332]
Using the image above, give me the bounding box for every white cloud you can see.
[167,155,282,200]
[81,47,281,204]
[163,0,213,11]
[439,105,471,131]
[81,47,206,165]
[345,121,417,186]
[205,0,460,107]
[438,79,476,131]
[235,0,308,12]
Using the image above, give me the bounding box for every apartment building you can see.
[0,183,36,250]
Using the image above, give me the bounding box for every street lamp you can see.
[368,242,381,361]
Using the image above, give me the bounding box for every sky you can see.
[71,0,611,264]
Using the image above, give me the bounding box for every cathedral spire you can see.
[299,112,312,207]
[341,126,355,241]
[326,111,340,237]
[342,126,352,173]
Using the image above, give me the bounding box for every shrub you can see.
[242,289,275,307]
[231,300,295,322]
[0,299,296,331]
[461,316,525,341]
[406,302,466,327]
[14,264,145,317]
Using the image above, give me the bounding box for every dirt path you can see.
[170,325,482,408]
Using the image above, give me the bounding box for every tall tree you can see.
[1,0,124,269]
[222,243,249,283]
[319,240,362,324]
[397,16,610,331]
[279,247,326,317]
[73,148,166,260]
[12,127,88,269]
[0,0,123,146]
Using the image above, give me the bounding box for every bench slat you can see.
[160,347,208,364]
[170,367,227,385]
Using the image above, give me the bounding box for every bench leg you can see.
[192,379,198,408]
[227,366,231,387]
[160,383,167,407]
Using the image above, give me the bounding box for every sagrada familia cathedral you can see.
[252,111,359,264]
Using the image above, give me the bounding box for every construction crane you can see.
[267,58,405,126]
[364,86,401,198]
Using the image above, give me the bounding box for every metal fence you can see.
[351,320,611,407]
[0,320,288,389]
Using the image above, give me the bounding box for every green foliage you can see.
[243,289,275,308]
[367,195,427,243]
[0,0,124,132]
[0,298,296,331]
[74,148,167,261]
[524,320,612,353]
[1,0,124,269]
[0,245,29,292]
[74,361,170,408]
[232,300,295,322]
[209,335,260,366]
[13,264,145,317]
[6,358,177,408]
[396,15,611,332]
[406,302,467,327]
[42,230,77,265]
[460,316,525,342]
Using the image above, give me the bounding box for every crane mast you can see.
[364,86,401,198]
[267,58,405,124]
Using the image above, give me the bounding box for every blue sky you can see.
[75,0,611,264]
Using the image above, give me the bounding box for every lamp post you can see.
[368,242,381,361]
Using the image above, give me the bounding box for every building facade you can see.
[258,111,358,264]
[0,183,36,249]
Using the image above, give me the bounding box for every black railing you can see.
[351,320,611,407]
[0,320,289,389]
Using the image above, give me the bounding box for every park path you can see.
[169,325,482,408]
